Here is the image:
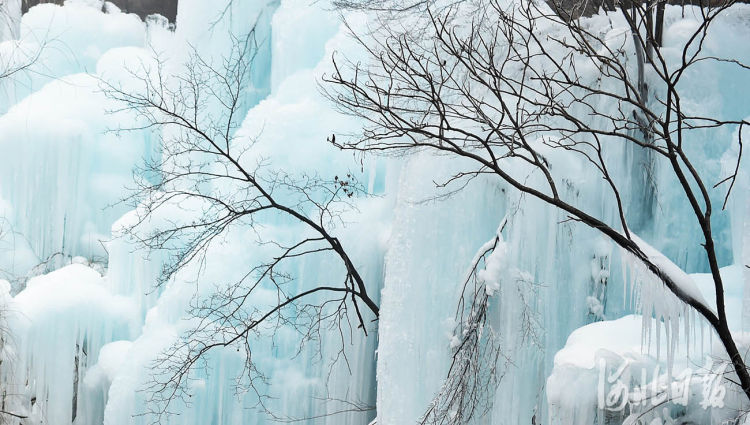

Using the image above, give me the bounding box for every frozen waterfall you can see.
[0,0,748,424]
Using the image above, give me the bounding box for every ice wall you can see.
[539,6,750,425]
[374,4,750,425]
[0,1,749,425]
[1,1,381,424]
[0,74,154,271]
[375,146,615,424]
[0,1,151,290]
[4,264,138,424]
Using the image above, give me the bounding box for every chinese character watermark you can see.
[597,357,729,413]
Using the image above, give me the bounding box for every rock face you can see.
[21,0,178,22]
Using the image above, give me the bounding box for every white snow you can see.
[630,233,711,310]
[0,1,748,425]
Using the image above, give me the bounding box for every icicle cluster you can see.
[620,246,704,376]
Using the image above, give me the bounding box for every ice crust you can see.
[0,0,748,424]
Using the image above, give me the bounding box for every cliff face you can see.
[21,0,178,21]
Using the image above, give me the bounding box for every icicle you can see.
[619,243,710,373]
[685,310,690,359]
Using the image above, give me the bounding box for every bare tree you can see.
[325,0,750,422]
[100,32,379,422]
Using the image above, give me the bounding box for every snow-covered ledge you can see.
[547,308,750,424]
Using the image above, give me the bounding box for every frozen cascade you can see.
[377,4,750,425]
[0,1,383,424]
[541,7,750,425]
[0,1,748,425]
[0,73,154,276]
[0,1,151,288]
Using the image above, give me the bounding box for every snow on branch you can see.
[621,233,712,372]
